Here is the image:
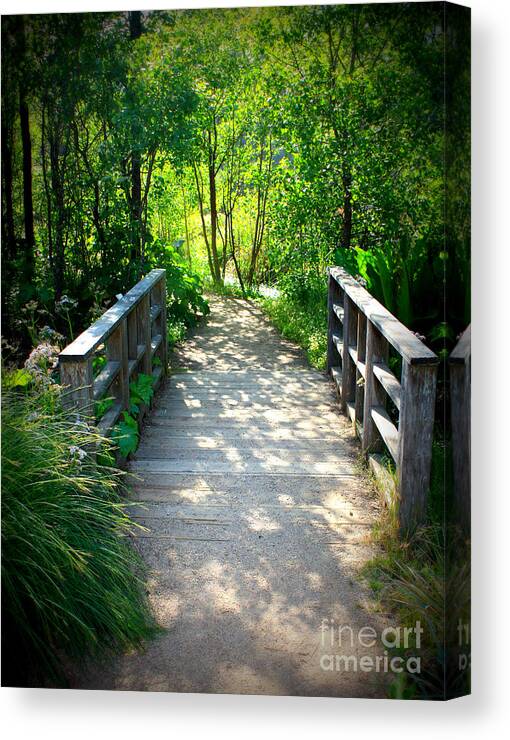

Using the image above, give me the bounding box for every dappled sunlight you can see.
[277,494,295,506]
[242,508,281,532]
[76,295,388,697]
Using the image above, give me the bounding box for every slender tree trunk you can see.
[180,184,192,266]
[41,106,53,270]
[1,121,16,259]
[227,212,246,297]
[341,168,353,249]
[192,161,215,279]
[129,11,143,267]
[18,17,35,283]
[49,125,66,299]
[208,145,221,283]
[247,138,272,286]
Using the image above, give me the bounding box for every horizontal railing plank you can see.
[332,333,343,356]
[348,345,366,379]
[97,401,123,438]
[328,267,438,366]
[371,405,399,462]
[151,334,162,357]
[93,361,120,401]
[331,366,342,395]
[150,303,162,323]
[60,269,165,361]
[128,344,146,377]
[373,362,401,411]
[332,303,344,323]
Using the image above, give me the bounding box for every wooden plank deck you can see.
[74,296,391,697]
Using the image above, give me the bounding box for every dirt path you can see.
[75,297,391,697]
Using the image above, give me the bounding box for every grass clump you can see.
[362,442,470,700]
[1,381,160,686]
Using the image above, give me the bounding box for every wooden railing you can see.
[327,267,439,531]
[59,269,167,437]
[449,325,471,533]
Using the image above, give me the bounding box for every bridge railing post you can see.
[449,325,471,533]
[60,358,94,418]
[106,317,129,412]
[327,272,342,374]
[397,360,438,531]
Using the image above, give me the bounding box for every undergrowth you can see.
[362,440,470,700]
[1,380,160,686]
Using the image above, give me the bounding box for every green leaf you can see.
[6,369,33,389]
[129,373,155,408]
[112,412,139,458]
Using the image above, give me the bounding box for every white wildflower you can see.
[56,295,78,312]
[69,445,87,463]
[24,342,60,387]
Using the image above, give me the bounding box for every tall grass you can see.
[1,383,159,686]
[363,441,470,701]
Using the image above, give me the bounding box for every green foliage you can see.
[148,243,210,329]
[112,411,139,458]
[129,372,155,414]
[94,395,114,421]
[167,319,187,350]
[2,5,468,357]
[1,382,159,686]
[3,367,32,389]
[260,293,328,371]
[206,279,262,300]
[110,372,157,458]
[363,440,469,700]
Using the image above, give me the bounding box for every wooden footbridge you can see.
[58,267,449,695]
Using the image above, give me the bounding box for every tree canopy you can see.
[1,4,470,357]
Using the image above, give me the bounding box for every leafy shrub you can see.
[148,242,209,329]
[1,382,159,686]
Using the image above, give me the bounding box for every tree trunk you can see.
[341,168,353,250]
[192,161,215,278]
[129,11,143,268]
[49,126,66,299]
[41,106,53,270]
[1,121,16,260]
[181,184,192,266]
[208,150,221,283]
[18,17,35,283]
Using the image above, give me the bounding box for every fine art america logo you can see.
[319,619,423,675]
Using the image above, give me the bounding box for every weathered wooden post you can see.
[341,296,357,413]
[397,360,438,532]
[354,312,367,426]
[59,357,94,418]
[362,323,389,455]
[327,273,337,373]
[450,325,471,533]
[138,293,152,376]
[106,318,129,411]
[157,272,168,372]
